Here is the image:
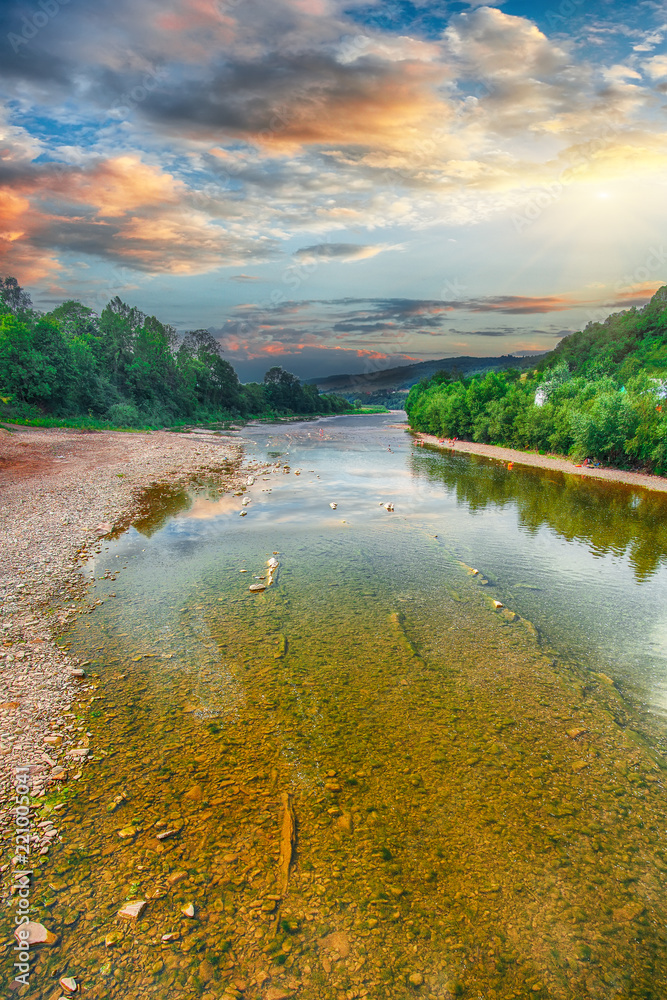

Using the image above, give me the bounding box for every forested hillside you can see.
[0,277,351,427]
[406,286,667,474]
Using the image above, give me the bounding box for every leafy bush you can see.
[107,402,142,427]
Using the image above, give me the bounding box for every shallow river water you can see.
[9,414,667,1000]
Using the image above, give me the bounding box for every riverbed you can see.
[4,413,667,1000]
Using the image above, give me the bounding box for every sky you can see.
[1,0,667,380]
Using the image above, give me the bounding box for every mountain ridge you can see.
[307,353,543,396]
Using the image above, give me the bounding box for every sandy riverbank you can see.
[0,426,254,819]
[415,432,667,493]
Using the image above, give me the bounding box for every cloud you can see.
[214,295,587,356]
[0,153,281,277]
[293,242,401,264]
[443,7,569,81]
[1,0,667,316]
[602,283,664,308]
[643,54,667,79]
[463,295,578,314]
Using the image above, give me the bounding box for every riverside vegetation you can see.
[0,277,352,428]
[406,285,667,474]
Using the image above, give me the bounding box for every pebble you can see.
[116,825,138,839]
[182,903,196,917]
[118,900,147,920]
[14,921,58,946]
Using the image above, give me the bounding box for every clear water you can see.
[6,414,667,1000]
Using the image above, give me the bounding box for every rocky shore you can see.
[0,426,249,816]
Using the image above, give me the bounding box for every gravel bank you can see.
[416,432,667,493]
[0,426,251,815]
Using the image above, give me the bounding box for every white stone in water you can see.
[14,921,58,946]
[118,900,147,920]
[492,600,503,609]
[239,510,247,517]
[182,903,196,918]
[329,502,337,509]
[249,584,265,592]
[59,976,78,993]
[267,558,279,571]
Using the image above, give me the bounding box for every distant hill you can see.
[307,354,542,400]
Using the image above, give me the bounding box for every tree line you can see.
[0,277,352,426]
[406,285,667,474]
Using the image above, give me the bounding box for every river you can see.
[11,413,667,1000]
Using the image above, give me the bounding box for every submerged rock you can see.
[249,583,266,593]
[337,811,354,835]
[320,930,350,958]
[183,784,202,802]
[116,825,138,839]
[118,900,147,920]
[14,921,58,946]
